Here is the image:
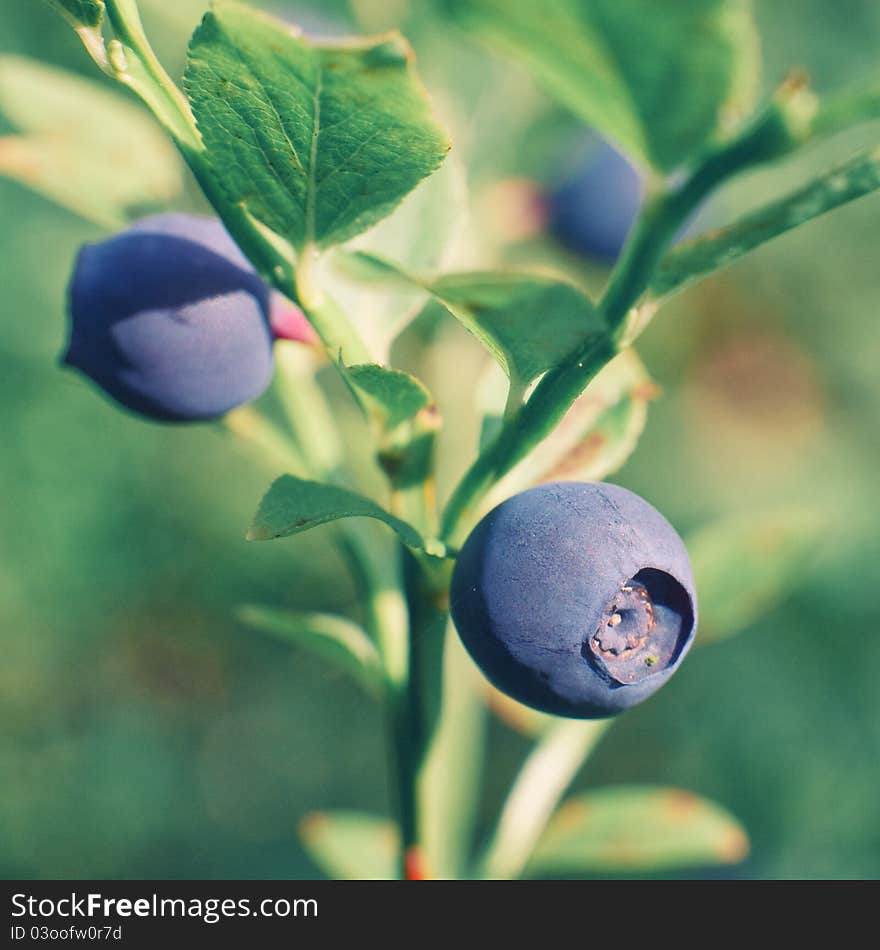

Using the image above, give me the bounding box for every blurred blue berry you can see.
[546,140,644,261]
[64,213,275,422]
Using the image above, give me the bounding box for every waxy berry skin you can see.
[64,213,275,422]
[450,482,697,719]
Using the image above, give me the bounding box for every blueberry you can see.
[450,482,697,718]
[63,213,275,422]
[546,140,644,262]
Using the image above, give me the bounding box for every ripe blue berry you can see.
[450,482,697,718]
[63,213,275,422]
[546,140,644,262]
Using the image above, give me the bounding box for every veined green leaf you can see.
[0,55,181,227]
[652,146,880,298]
[529,786,749,875]
[689,507,824,646]
[443,0,760,172]
[300,812,398,880]
[326,154,468,359]
[184,0,450,250]
[237,605,383,696]
[347,364,433,430]
[247,474,437,553]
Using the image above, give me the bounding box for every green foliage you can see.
[46,0,104,27]
[0,54,181,226]
[29,0,880,884]
[653,146,880,298]
[689,508,824,645]
[327,155,468,357]
[529,787,749,875]
[237,605,384,697]
[443,0,760,171]
[184,0,449,251]
[247,474,433,552]
[348,254,610,392]
[299,811,398,879]
[347,364,433,430]
[430,272,608,390]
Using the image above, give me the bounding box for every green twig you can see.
[439,93,805,548]
[479,719,610,880]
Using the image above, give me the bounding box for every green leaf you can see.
[237,605,383,697]
[327,154,469,358]
[431,272,608,389]
[184,0,450,250]
[443,0,760,172]
[529,786,749,875]
[299,811,398,880]
[247,474,434,552]
[47,0,104,27]
[652,146,880,299]
[482,349,654,511]
[347,363,433,429]
[0,55,181,228]
[350,255,609,391]
[689,507,824,646]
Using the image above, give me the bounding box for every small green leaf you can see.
[237,605,383,697]
[347,364,432,429]
[326,155,468,358]
[431,272,607,389]
[349,255,609,390]
[299,811,398,880]
[529,787,749,875]
[652,146,880,299]
[47,0,104,27]
[444,0,760,171]
[248,474,433,552]
[482,349,654,511]
[184,0,449,250]
[0,55,181,227]
[689,507,824,646]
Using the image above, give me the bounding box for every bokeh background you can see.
[1,0,878,879]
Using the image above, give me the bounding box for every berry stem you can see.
[479,719,610,880]
[440,90,807,548]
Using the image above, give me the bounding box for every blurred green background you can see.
[1,0,878,879]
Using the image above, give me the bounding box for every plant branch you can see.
[440,91,806,547]
[479,719,610,880]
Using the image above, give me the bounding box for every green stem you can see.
[440,97,802,548]
[479,719,610,880]
[416,626,487,879]
[103,0,200,150]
